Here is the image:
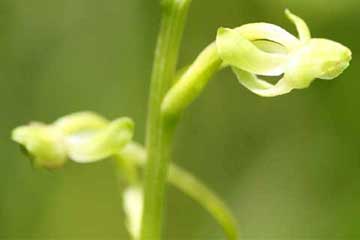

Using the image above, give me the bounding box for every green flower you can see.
[12,112,134,169]
[216,10,352,97]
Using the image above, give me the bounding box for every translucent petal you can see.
[285,9,311,42]
[216,27,288,76]
[67,118,134,163]
[232,67,292,97]
[235,23,300,51]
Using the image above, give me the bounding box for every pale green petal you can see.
[54,111,108,135]
[232,67,292,97]
[123,186,143,240]
[216,27,288,76]
[284,38,352,88]
[309,39,351,79]
[235,23,300,51]
[285,9,311,42]
[232,67,272,90]
[12,124,67,169]
[67,118,134,163]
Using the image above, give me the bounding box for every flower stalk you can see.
[141,0,192,239]
[161,43,222,121]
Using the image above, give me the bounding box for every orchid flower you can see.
[216,10,352,97]
[11,112,134,169]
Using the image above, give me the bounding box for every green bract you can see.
[12,112,134,168]
[216,10,352,97]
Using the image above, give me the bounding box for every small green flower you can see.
[12,112,134,169]
[216,10,352,97]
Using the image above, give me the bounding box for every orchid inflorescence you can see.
[11,9,351,240]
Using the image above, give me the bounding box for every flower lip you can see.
[316,40,352,80]
[320,60,350,80]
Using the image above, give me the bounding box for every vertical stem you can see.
[141,1,192,239]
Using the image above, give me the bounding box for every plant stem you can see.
[118,143,239,240]
[161,43,223,120]
[169,164,238,240]
[141,1,192,239]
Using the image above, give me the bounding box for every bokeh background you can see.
[1,0,359,239]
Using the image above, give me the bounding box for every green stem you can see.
[141,1,192,239]
[118,143,239,240]
[161,43,223,120]
[169,164,238,240]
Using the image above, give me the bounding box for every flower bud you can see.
[123,186,143,240]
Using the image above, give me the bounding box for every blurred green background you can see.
[1,0,359,239]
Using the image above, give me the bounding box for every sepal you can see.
[285,9,311,42]
[216,27,287,76]
[12,123,67,169]
[68,118,134,163]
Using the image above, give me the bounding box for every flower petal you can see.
[54,111,108,135]
[216,27,288,76]
[235,23,300,51]
[67,118,134,163]
[232,67,292,97]
[284,38,351,87]
[12,124,67,169]
[285,9,311,42]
